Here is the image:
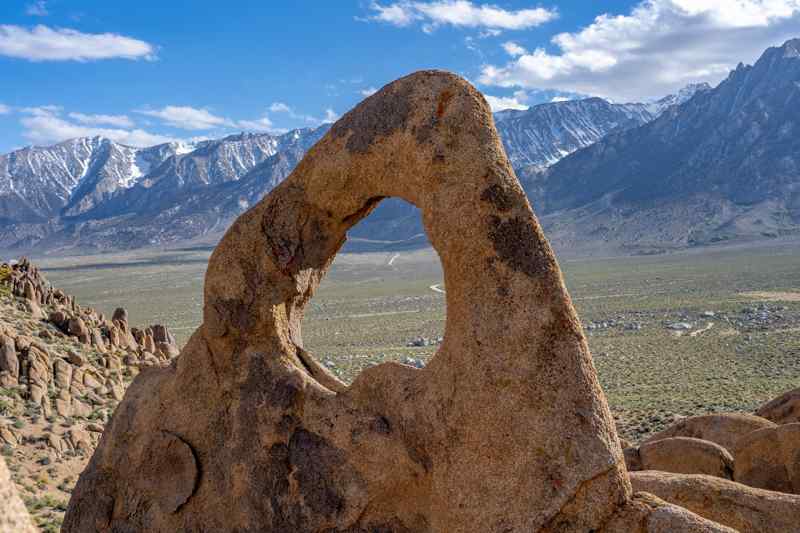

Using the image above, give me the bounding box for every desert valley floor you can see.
[34,239,800,443]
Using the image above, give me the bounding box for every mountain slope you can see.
[0,52,790,256]
[495,84,710,175]
[0,138,184,223]
[495,98,654,173]
[534,39,800,251]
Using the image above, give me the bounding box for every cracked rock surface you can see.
[63,71,731,532]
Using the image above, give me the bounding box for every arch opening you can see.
[300,197,446,384]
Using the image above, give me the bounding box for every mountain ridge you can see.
[0,43,794,256]
[531,38,800,251]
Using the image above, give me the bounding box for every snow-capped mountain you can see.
[644,82,712,116]
[534,38,800,251]
[0,52,786,255]
[0,127,331,252]
[0,129,317,228]
[0,137,186,222]
[495,83,711,175]
[495,98,654,173]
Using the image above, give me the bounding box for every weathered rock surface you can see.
[637,437,734,479]
[643,413,776,453]
[0,456,37,533]
[64,71,729,532]
[734,423,800,494]
[631,471,800,533]
[0,258,183,528]
[756,387,800,425]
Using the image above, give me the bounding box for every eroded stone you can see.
[64,71,729,533]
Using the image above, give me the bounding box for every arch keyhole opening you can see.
[300,197,446,384]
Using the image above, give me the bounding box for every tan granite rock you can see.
[631,471,800,533]
[734,422,800,494]
[64,71,729,533]
[638,437,734,479]
[756,387,800,425]
[643,413,776,453]
[0,456,37,533]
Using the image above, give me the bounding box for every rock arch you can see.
[64,71,731,532]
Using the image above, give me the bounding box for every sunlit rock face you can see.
[63,70,731,533]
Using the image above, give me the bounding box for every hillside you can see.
[0,259,179,531]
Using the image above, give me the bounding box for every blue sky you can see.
[1,0,799,152]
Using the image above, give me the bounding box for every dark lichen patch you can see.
[331,83,413,154]
[289,429,348,519]
[487,215,553,278]
[210,297,254,335]
[371,416,392,435]
[240,355,305,415]
[480,184,514,212]
[262,192,303,271]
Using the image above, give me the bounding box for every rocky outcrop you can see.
[0,456,37,533]
[2,259,179,366]
[63,71,730,532]
[756,387,800,424]
[631,471,800,533]
[633,437,734,479]
[0,257,183,528]
[642,413,776,454]
[734,423,800,494]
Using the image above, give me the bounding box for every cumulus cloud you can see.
[20,107,177,147]
[136,106,230,130]
[483,90,530,111]
[0,25,155,62]
[235,115,275,132]
[366,1,557,31]
[0,104,10,115]
[20,105,61,116]
[25,1,48,16]
[67,112,134,128]
[479,0,800,101]
[323,109,339,123]
[502,41,527,56]
[269,102,292,114]
[359,87,379,97]
[270,102,337,125]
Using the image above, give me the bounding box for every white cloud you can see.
[20,105,61,116]
[359,87,379,97]
[25,1,48,16]
[550,96,570,103]
[0,25,155,62]
[20,108,177,147]
[478,28,502,38]
[323,109,339,123]
[269,102,292,113]
[68,112,134,128]
[0,104,10,115]
[136,106,230,130]
[483,89,530,111]
[502,41,527,56]
[235,115,274,132]
[269,102,335,125]
[479,0,800,101]
[367,1,557,31]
